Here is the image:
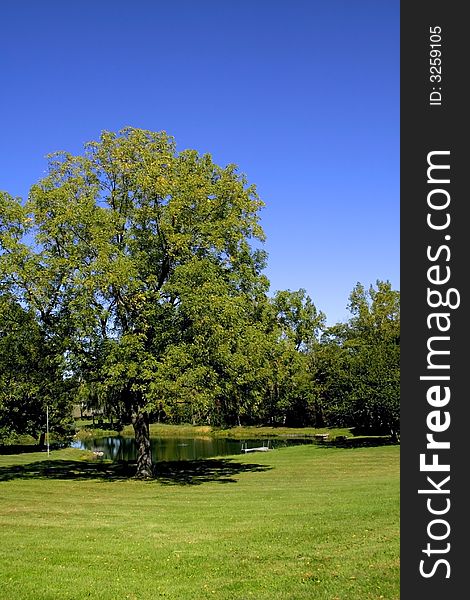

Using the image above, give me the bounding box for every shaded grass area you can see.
[0,455,271,486]
[0,445,399,600]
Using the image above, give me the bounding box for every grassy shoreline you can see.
[74,422,358,441]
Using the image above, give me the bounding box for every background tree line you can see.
[0,128,399,477]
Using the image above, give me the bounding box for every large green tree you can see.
[1,128,267,477]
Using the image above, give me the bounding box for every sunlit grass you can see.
[0,444,399,599]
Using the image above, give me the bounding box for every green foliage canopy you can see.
[314,281,400,438]
[1,128,268,475]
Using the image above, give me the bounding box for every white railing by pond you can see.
[241,441,271,453]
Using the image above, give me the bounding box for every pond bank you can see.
[75,422,353,441]
[72,424,395,462]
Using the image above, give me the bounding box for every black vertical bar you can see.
[401,2,468,598]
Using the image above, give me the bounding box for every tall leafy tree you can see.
[1,128,266,477]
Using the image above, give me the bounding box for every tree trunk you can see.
[314,400,325,428]
[132,411,153,478]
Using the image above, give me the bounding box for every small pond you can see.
[72,435,317,462]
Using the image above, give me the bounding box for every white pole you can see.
[46,405,50,457]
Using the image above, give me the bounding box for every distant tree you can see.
[260,290,325,426]
[309,327,351,428]
[313,281,400,439]
[1,128,267,476]
[272,288,325,352]
[0,293,72,443]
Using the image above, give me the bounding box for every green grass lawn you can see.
[0,444,399,600]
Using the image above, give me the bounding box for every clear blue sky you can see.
[0,0,399,325]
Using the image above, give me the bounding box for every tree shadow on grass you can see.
[0,444,46,455]
[155,459,272,485]
[0,458,272,485]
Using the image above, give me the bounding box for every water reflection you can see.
[73,436,315,462]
